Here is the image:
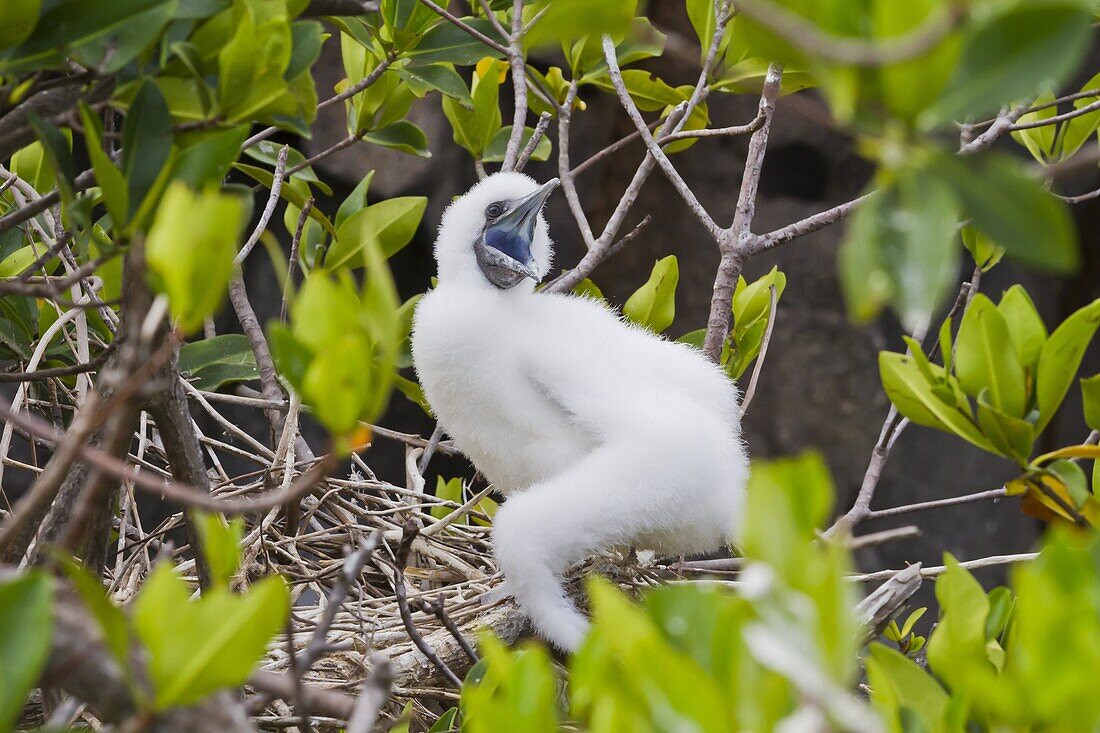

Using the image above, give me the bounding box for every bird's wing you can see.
[515,295,740,440]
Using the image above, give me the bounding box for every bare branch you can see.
[515,111,552,173]
[236,145,288,265]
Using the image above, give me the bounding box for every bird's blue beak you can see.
[476,178,558,289]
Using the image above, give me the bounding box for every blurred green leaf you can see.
[923,4,1092,127]
[145,182,244,334]
[0,0,41,51]
[936,154,1078,275]
[192,512,243,589]
[134,563,289,709]
[839,165,959,330]
[867,643,948,733]
[0,572,53,732]
[926,555,993,692]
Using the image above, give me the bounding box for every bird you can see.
[411,172,749,652]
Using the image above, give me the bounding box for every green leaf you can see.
[145,183,244,334]
[866,643,948,733]
[179,334,258,392]
[431,475,463,520]
[623,255,678,333]
[362,120,431,157]
[327,196,427,269]
[134,564,289,709]
[79,104,128,226]
[303,334,372,436]
[233,162,337,237]
[922,4,1092,126]
[526,0,634,50]
[997,285,1047,375]
[955,294,1028,418]
[976,391,1035,464]
[2,0,177,75]
[27,113,76,204]
[984,586,1013,642]
[267,322,313,392]
[879,351,996,454]
[1060,73,1100,160]
[482,125,551,163]
[406,18,504,66]
[874,0,960,123]
[1082,374,1100,432]
[335,170,375,230]
[1035,299,1100,432]
[0,246,40,278]
[1011,91,1058,163]
[0,572,53,732]
[394,63,472,105]
[217,2,293,122]
[0,0,41,51]
[286,20,324,81]
[192,512,244,589]
[590,69,685,111]
[10,140,55,193]
[936,153,1078,275]
[122,80,172,222]
[960,225,1005,273]
[173,125,250,190]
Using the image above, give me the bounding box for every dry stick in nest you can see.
[373,519,465,688]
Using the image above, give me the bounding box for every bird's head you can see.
[434,172,558,290]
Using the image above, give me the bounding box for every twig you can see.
[374,519,463,687]
[602,39,722,239]
[1008,97,1100,131]
[959,97,1035,154]
[514,111,551,173]
[236,145,289,265]
[417,596,480,664]
[748,193,873,254]
[282,197,313,322]
[852,554,1038,583]
[864,487,1007,520]
[846,525,921,550]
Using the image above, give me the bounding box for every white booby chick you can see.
[411,172,749,652]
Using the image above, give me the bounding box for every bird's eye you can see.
[485,202,505,219]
